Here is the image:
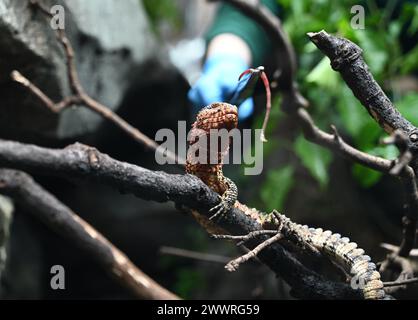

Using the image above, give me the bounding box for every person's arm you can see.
[206,0,280,66]
[188,0,280,120]
[207,33,252,65]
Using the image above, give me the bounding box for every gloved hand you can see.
[188,53,254,120]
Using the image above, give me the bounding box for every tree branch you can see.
[212,1,418,264]
[383,277,418,287]
[307,30,418,257]
[307,30,418,150]
[0,169,179,300]
[160,246,231,264]
[11,0,183,165]
[380,253,415,295]
[224,232,283,272]
[0,138,361,299]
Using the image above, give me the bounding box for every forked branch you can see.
[0,138,361,299]
[0,169,179,300]
[11,0,182,165]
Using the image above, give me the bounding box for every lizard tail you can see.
[297,225,386,299]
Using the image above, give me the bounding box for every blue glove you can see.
[188,54,254,120]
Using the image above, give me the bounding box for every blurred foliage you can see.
[260,164,294,211]
[173,267,207,299]
[158,227,209,298]
[257,0,418,210]
[142,0,182,34]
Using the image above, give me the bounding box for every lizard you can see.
[186,101,386,300]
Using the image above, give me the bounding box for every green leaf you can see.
[142,0,182,33]
[352,144,398,187]
[294,135,332,187]
[400,46,418,75]
[352,164,382,188]
[408,5,418,35]
[396,93,418,126]
[337,86,370,137]
[174,268,206,299]
[252,94,283,135]
[260,165,294,211]
[355,30,388,76]
[306,57,340,92]
[374,145,399,160]
[355,121,382,152]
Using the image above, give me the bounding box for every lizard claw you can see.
[209,178,238,221]
[209,201,228,221]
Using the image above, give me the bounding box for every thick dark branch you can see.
[307,30,418,257]
[212,1,417,279]
[0,169,179,300]
[398,166,418,257]
[308,30,417,145]
[0,138,360,299]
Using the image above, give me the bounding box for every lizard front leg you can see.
[209,175,238,221]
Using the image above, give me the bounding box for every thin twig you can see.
[380,253,415,294]
[0,138,362,299]
[220,0,418,262]
[305,31,418,258]
[216,2,418,259]
[238,66,272,142]
[308,30,417,140]
[381,243,418,257]
[260,70,272,142]
[160,246,231,264]
[0,169,179,300]
[307,31,418,257]
[225,233,283,272]
[296,109,394,173]
[391,151,412,176]
[380,131,418,256]
[13,0,183,165]
[212,230,279,246]
[381,130,412,175]
[383,277,418,287]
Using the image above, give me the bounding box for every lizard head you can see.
[195,102,238,131]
